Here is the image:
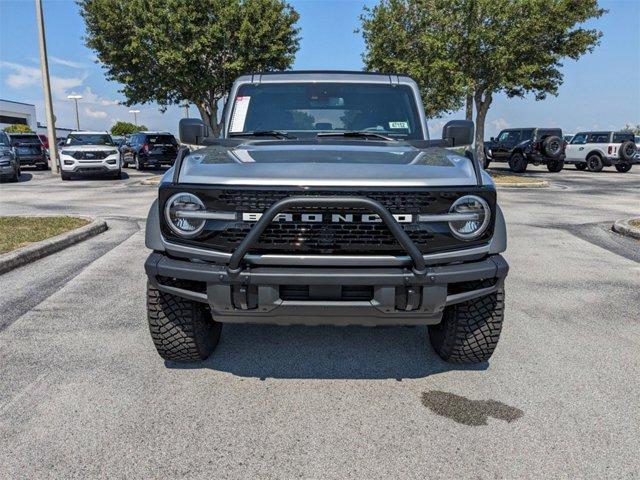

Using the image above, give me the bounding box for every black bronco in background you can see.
[484,127,565,173]
[122,131,178,170]
[144,71,509,365]
[5,132,49,170]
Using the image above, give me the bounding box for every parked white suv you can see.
[59,131,122,180]
[565,131,637,172]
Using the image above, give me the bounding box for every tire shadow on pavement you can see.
[164,324,489,380]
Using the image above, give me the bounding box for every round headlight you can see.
[448,195,491,240]
[164,192,206,237]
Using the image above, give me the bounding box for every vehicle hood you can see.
[60,145,117,151]
[174,141,488,187]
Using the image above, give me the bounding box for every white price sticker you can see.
[229,96,251,133]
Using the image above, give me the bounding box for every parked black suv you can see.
[6,132,49,170]
[122,131,178,170]
[484,128,565,173]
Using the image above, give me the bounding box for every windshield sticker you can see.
[230,96,251,133]
[389,121,409,129]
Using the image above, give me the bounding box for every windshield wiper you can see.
[229,130,296,139]
[316,131,398,141]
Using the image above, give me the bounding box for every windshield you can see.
[10,134,41,145]
[228,82,423,139]
[66,134,114,146]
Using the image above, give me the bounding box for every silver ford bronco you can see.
[144,71,508,364]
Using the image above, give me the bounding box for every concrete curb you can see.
[612,218,640,240]
[495,180,549,188]
[140,176,162,186]
[0,217,108,275]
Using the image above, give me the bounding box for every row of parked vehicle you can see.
[0,130,179,182]
[484,127,638,173]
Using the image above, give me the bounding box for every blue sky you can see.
[1,0,638,136]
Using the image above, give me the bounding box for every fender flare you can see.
[489,204,507,254]
[145,199,165,251]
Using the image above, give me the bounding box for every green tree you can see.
[79,0,300,136]
[361,0,605,158]
[3,124,33,133]
[621,124,640,135]
[110,121,147,136]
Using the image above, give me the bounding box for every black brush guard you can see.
[225,196,427,277]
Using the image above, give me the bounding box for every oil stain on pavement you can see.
[421,391,523,426]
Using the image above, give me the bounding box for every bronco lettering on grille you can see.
[241,212,413,223]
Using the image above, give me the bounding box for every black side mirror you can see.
[490,137,495,142]
[179,118,209,145]
[442,120,474,147]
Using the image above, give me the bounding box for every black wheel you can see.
[61,171,72,180]
[614,162,632,173]
[122,156,128,168]
[111,169,122,179]
[429,281,505,363]
[546,159,564,172]
[575,163,587,171]
[147,282,222,362]
[541,136,563,158]
[483,158,491,169]
[619,141,636,162]
[587,154,603,172]
[508,152,528,173]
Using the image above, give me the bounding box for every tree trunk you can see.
[473,89,492,163]
[465,89,473,121]
[196,100,220,137]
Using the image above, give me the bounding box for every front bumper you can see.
[17,155,46,166]
[145,252,508,325]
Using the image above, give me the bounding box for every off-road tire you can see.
[147,282,222,362]
[615,162,632,173]
[429,281,505,363]
[619,141,636,162]
[546,159,564,172]
[575,163,587,170]
[587,154,604,172]
[541,136,563,158]
[508,152,528,173]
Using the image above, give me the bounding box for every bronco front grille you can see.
[159,186,495,255]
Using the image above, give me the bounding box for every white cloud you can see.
[84,107,107,119]
[50,57,87,69]
[489,118,510,132]
[0,61,40,88]
[0,60,85,99]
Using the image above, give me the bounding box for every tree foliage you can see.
[3,124,32,133]
[110,121,147,136]
[621,124,640,135]
[360,0,605,157]
[79,0,300,135]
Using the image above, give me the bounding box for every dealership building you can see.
[0,99,74,138]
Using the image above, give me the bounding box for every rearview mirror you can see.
[442,120,474,147]
[179,118,209,145]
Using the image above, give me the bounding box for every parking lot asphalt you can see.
[1,165,639,479]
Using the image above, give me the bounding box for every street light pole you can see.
[67,94,82,130]
[129,109,140,126]
[181,103,190,118]
[35,0,59,174]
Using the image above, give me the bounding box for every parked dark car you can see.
[484,127,565,173]
[6,132,49,169]
[122,131,178,170]
[0,131,20,182]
